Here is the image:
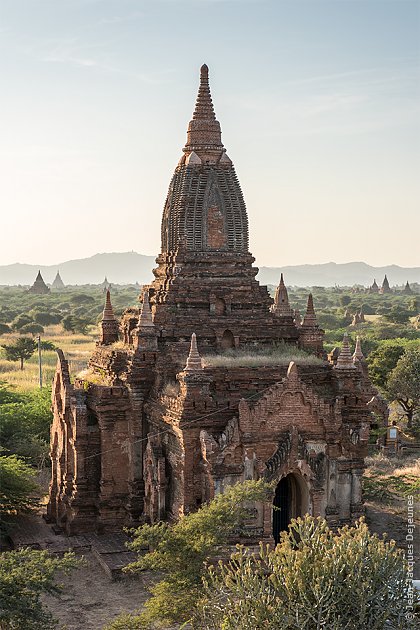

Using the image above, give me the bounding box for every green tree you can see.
[0,548,78,629]
[1,337,36,369]
[0,385,52,466]
[11,314,32,330]
[367,339,409,388]
[32,311,62,326]
[197,517,413,630]
[383,306,412,325]
[19,322,45,335]
[0,322,11,334]
[0,454,39,517]
[122,480,272,628]
[339,295,352,306]
[70,293,95,305]
[386,347,420,431]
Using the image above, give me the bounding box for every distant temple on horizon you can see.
[28,270,50,295]
[52,270,65,290]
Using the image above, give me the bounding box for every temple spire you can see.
[100,290,119,344]
[335,333,356,370]
[184,333,203,372]
[273,273,293,316]
[102,289,115,321]
[28,270,50,294]
[138,290,154,330]
[302,293,317,327]
[353,335,364,363]
[184,64,224,157]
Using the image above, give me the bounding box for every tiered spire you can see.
[138,291,154,330]
[28,270,50,294]
[184,64,224,158]
[335,333,356,370]
[352,336,364,363]
[302,294,317,327]
[184,333,203,372]
[404,281,413,294]
[380,275,391,294]
[52,270,65,289]
[273,274,293,316]
[100,290,119,344]
[102,289,115,320]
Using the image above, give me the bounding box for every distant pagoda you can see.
[380,275,391,294]
[52,270,65,290]
[101,276,111,292]
[28,270,50,294]
[403,281,413,295]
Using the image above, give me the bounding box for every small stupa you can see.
[52,270,65,290]
[28,270,50,294]
[403,281,413,295]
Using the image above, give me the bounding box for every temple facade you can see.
[47,65,378,541]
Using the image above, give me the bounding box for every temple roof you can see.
[160,65,249,254]
[273,273,293,317]
[28,270,50,294]
[52,270,65,289]
[102,289,116,322]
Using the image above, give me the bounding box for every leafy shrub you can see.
[0,454,39,516]
[197,517,414,630]
[0,548,78,629]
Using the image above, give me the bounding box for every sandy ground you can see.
[42,552,150,630]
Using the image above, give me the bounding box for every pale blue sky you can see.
[0,0,419,267]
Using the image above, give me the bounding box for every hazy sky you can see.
[0,0,419,267]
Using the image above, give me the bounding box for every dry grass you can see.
[363,451,420,505]
[0,326,96,391]
[203,344,323,368]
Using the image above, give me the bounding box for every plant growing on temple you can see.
[1,336,36,370]
[196,517,414,630]
[118,480,272,629]
[0,548,79,629]
[386,347,420,432]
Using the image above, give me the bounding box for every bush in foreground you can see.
[106,483,414,629]
[0,548,79,629]
[198,517,414,630]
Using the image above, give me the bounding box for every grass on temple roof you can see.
[203,344,323,368]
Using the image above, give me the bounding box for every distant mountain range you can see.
[0,252,418,288]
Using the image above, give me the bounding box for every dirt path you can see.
[42,551,150,630]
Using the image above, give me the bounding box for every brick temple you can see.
[47,65,379,541]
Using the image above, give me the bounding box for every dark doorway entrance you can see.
[273,476,290,544]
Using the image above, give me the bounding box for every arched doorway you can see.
[221,329,235,349]
[273,473,308,544]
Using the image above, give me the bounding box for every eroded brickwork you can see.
[48,65,376,539]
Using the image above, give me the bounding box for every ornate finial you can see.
[184,333,203,371]
[184,65,223,155]
[353,336,364,363]
[138,290,154,329]
[335,333,356,370]
[273,273,292,316]
[200,63,209,79]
